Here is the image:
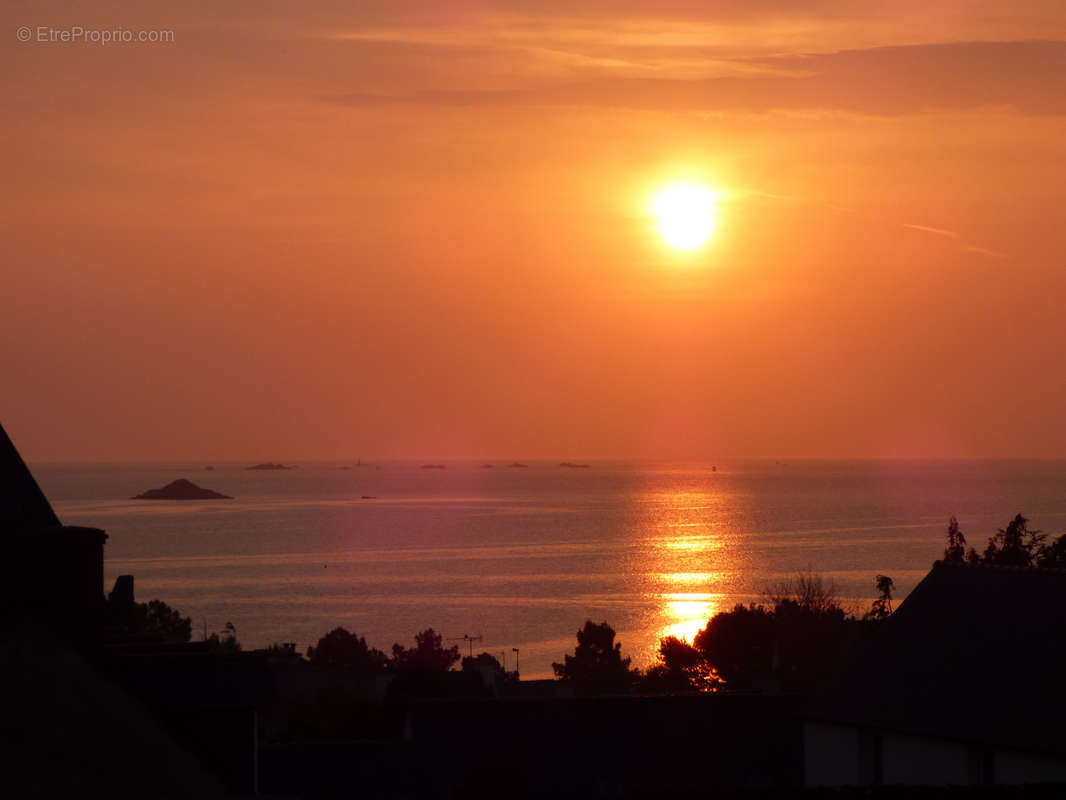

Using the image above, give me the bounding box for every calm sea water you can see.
[33,460,1066,678]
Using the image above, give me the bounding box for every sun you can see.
[650,183,718,251]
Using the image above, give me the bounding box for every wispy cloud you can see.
[325,40,1066,117]
[903,222,1008,258]
[902,223,961,239]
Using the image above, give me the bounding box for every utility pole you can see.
[512,647,520,679]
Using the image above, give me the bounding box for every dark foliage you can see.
[461,651,507,680]
[205,620,242,653]
[863,575,895,621]
[638,636,719,693]
[943,516,967,563]
[306,627,387,673]
[390,628,461,672]
[552,620,638,694]
[693,603,777,691]
[140,599,193,642]
[1037,533,1066,568]
[107,597,192,643]
[983,514,1045,567]
[690,574,878,694]
[945,514,1066,569]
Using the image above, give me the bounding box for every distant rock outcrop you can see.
[559,462,590,469]
[132,479,232,500]
[247,463,294,470]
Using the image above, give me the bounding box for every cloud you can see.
[902,224,961,239]
[326,40,1066,116]
[903,222,1008,259]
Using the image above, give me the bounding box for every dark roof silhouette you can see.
[814,560,1066,755]
[0,422,61,532]
[2,617,230,798]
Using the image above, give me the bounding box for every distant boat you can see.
[132,479,232,500]
[480,464,495,469]
[559,462,590,469]
[247,463,294,470]
[712,465,717,472]
[204,465,215,471]
[361,495,376,499]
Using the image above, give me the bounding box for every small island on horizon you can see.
[559,462,590,469]
[131,479,232,500]
[247,463,295,470]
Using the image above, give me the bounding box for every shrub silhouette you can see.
[307,627,387,673]
[553,620,637,694]
[390,628,461,672]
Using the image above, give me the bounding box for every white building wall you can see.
[996,750,1066,784]
[881,732,969,785]
[804,722,859,786]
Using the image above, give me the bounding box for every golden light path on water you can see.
[639,484,746,665]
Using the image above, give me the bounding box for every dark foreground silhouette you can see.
[6,414,1066,798]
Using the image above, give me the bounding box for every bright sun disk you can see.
[651,183,717,251]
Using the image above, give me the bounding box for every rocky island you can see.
[247,463,294,470]
[131,479,232,500]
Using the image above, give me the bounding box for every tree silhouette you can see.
[461,651,506,676]
[639,635,719,693]
[693,604,777,691]
[983,514,1045,567]
[107,597,191,642]
[552,620,637,694]
[307,627,387,673]
[205,620,241,653]
[692,574,868,693]
[946,513,1066,569]
[390,628,460,672]
[764,571,841,615]
[141,599,192,642]
[1037,534,1066,568]
[943,516,967,563]
[863,575,895,621]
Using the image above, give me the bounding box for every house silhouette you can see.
[1,422,108,630]
[806,559,1066,786]
[0,422,235,796]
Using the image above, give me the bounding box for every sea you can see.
[33,460,1066,679]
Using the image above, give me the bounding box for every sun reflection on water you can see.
[660,594,718,643]
[639,486,745,664]
[660,534,723,551]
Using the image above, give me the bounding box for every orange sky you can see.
[4,1,1066,461]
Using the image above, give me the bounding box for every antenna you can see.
[448,633,483,658]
